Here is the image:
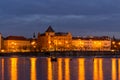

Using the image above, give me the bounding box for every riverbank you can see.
[0,51,119,58]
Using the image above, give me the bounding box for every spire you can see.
[112,35,116,41]
[33,32,36,39]
[45,25,55,32]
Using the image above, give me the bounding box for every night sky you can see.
[0,0,120,38]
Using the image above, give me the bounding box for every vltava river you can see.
[0,57,119,80]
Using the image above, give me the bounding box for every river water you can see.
[0,56,119,80]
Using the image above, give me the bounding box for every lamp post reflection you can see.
[78,58,85,80]
[112,59,117,80]
[93,58,103,80]
[10,58,18,80]
[118,59,120,80]
[99,59,103,80]
[65,58,70,80]
[58,58,62,80]
[2,59,4,80]
[93,59,99,80]
[47,58,53,80]
[30,58,37,80]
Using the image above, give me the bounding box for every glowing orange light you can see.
[112,59,117,80]
[30,58,37,80]
[10,58,18,80]
[65,58,70,80]
[58,58,62,80]
[78,58,85,80]
[2,59,4,80]
[47,58,52,80]
[93,58,98,80]
[112,41,115,44]
[118,59,120,80]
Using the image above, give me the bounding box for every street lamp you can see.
[31,41,36,52]
[11,42,17,52]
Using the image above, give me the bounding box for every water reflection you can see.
[30,58,37,80]
[93,58,103,80]
[47,58,53,80]
[93,59,99,80]
[119,59,120,80]
[58,58,62,80]
[99,59,103,80]
[112,59,117,80]
[10,58,18,80]
[78,58,85,80]
[1,57,120,80]
[2,59,4,80]
[64,58,70,80]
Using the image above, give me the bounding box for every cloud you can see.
[0,14,120,37]
[0,0,120,16]
[0,0,120,37]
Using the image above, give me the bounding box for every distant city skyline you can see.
[1,26,120,39]
[0,0,120,38]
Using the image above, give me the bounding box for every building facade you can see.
[0,33,3,52]
[37,26,72,51]
[72,36,111,51]
[4,36,31,52]
[37,27,111,52]
[111,38,120,51]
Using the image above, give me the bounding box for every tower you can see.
[0,33,2,51]
[45,25,55,36]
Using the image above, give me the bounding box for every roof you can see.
[55,32,69,36]
[72,36,111,40]
[40,32,69,36]
[5,36,28,40]
[45,26,55,32]
[40,33,45,36]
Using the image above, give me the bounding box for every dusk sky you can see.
[1,0,120,38]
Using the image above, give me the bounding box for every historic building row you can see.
[37,26,112,52]
[0,35,36,52]
[37,26,72,52]
[0,26,118,52]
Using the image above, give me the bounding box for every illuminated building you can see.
[30,33,38,52]
[72,38,84,51]
[111,38,120,51]
[4,36,31,52]
[37,26,72,51]
[37,27,111,51]
[1,26,113,52]
[0,33,4,52]
[72,36,111,51]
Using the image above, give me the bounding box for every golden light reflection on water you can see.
[93,59,99,80]
[10,58,18,80]
[4,57,120,80]
[2,59,4,80]
[93,58,103,80]
[78,58,85,80]
[58,58,62,80]
[99,59,103,80]
[112,59,116,80]
[118,59,120,80]
[30,58,37,80]
[65,58,70,80]
[47,58,53,80]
